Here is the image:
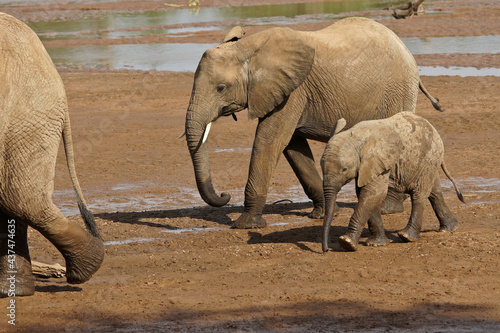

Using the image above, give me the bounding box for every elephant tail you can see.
[62,110,102,240]
[441,161,466,204]
[419,79,444,112]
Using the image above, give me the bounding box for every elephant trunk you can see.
[322,183,340,252]
[185,106,231,207]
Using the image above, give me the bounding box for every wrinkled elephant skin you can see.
[184,18,443,229]
[0,13,104,297]
[321,112,465,252]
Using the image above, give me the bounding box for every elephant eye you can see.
[216,84,226,93]
[342,167,348,172]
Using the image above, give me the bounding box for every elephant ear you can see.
[357,128,403,188]
[222,26,246,43]
[247,28,315,120]
[331,118,347,137]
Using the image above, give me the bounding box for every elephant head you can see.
[185,26,315,207]
[321,119,402,252]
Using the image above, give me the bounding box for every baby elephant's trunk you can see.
[322,185,340,252]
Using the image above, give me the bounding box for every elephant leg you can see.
[339,173,389,251]
[34,207,104,285]
[398,193,426,242]
[381,187,407,215]
[233,108,301,229]
[1,189,104,285]
[283,135,324,219]
[0,212,34,298]
[366,211,390,247]
[429,175,459,233]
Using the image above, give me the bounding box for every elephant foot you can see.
[0,254,35,298]
[381,192,407,215]
[398,227,420,243]
[438,218,459,233]
[62,235,104,284]
[366,234,390,247]
[233,213,267,229]
[339,234,359,251]
[308,205,325,219]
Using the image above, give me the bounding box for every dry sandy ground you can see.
[0,0,499,332]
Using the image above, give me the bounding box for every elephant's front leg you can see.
[233,110,301,229]
[339,173,389,251]
[283,135,324,219]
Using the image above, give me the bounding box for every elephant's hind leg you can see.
[398,194,426,242]
[429,175,459,233]
[32,205,104,285]
[366,211,390,247]
[381,188,407,215]
[283,135,324,219]
[2,190,103,286]
[0,212,34,297]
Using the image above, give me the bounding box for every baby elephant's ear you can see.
[222,26,246,43]
[358,128,402,188]
[331,118,347,137]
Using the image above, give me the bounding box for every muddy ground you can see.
[0,0,499,332]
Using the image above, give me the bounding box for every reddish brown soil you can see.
[0,0,499,332]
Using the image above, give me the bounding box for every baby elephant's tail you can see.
[441,161,466,204]
[419,79,444,112]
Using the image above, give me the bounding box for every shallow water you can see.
[28,0,398,41]
[46,42,217,71]
[404,35,500,55]
[418,66,500,77]
[19,0,497,74]
[104,237,161,246]
[95,176,500,246]
[45,35,500,74]
[54,177,499,217]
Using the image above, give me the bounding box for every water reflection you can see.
[47,43,217,71]
[29,0,397,41]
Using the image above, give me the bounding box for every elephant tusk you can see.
[178,130,186,139]
[202,122,212,144]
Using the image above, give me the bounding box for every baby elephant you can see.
[321,112,465,252]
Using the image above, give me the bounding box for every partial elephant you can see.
[321,112,465,252]
[184,17,443,229]
[0,13,104,297]
[387,0,425,19]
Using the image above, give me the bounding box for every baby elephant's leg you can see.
[429,175,459,233]
[381,187,407,215]
[366,210,390,247]
[398,193,426,242]
[339,173,389,251]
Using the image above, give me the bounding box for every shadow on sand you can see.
[23,299,500,332]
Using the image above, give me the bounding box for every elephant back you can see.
[0,12,66,120]
[299,17,420,129]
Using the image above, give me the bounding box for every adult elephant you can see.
[184,17,442,229]
[0,13,103,297]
